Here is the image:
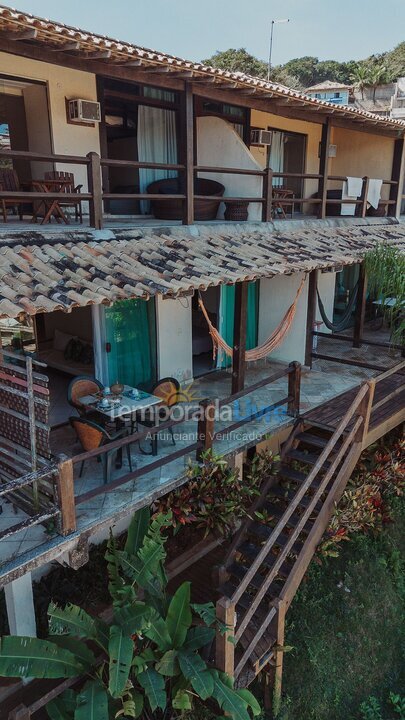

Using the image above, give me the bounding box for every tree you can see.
[0,510,261,720]
[364,244,404,346]
[350,64,371,100]
[368,64,387,101]
[202,48,267,78]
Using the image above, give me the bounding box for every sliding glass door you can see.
[104,298,157,390]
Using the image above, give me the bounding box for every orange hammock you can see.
[198,276,306,362]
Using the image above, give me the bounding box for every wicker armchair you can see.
[70,416,133,484]
[67,375,103,416]
[135,377,180,455]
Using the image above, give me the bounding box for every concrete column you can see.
[4,572,36,637]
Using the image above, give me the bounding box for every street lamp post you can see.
[267,18,290,81]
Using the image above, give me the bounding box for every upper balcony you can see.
[0,4,404,233]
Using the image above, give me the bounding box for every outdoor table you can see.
[80,385,162,464]
[31,179,72,224]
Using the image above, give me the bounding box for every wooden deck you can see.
[303,364,405,448]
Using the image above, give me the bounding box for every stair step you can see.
[278,466,307,484]
[296,431,332,449]
[285,448,325,466]
[228,562,263,591]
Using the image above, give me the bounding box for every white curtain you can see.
[137,105,178,213]
[268,131,285,188]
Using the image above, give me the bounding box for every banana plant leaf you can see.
[74,679,109,720]
[0,636,84,679]
[108,625,134,699]
[166,581,192,648]
[138,667,166,712]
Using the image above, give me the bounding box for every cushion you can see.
[53,329,76,352]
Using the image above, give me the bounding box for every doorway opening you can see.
[192,287,219,378]
[268,129,306,212]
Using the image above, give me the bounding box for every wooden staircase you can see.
[214,380,375,704]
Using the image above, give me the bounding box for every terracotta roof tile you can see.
[0,221,404,319]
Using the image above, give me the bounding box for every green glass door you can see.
[218,281,259,368]
[104,298,157,390]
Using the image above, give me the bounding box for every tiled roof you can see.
[0,221,404,319]
[305,81,352,92]
[0,5,404,134]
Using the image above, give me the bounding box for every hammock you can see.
[316,282,358,333]
[198,277,305,362]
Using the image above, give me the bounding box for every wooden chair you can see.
[272,186,295,219]
[70,416,133,485]
[0,169,24,223]
[67,375,103,416]
[44,171,83,223]
[135,377,180,455]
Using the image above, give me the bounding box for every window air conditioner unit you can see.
[68,99,101,123]
[250,129,272,146]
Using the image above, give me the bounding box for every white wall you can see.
[316,271,336,334]
[156,296,193,383]
[0,52,100,192]
[258,272,309,365]
[197,116,263,221]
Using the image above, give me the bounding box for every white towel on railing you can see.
[367,178,383,209]
[341,176,363,216]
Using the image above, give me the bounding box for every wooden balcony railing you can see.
[48,363,301,537]
[0,148,401,228]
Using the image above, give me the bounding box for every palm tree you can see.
[369,64,387,102]
[349,64,370,100]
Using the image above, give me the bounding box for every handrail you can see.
[234,411,364,677]
[373,359,405,384]
[229,381,369,607]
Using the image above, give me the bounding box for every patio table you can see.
[31,179,72,224]
[79,385,162,462]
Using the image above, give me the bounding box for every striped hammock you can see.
[198,276,306,362]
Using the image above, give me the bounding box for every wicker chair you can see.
[0,169,24,223]
[70,416,133,484]
[135,377,180,455]
[67,375,103,416]
[44,171,83,223]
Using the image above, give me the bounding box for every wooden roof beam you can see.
[0,27,37,40]
[50,40,81,52]
[83,49,112,60]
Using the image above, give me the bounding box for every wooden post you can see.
[196,400,215,460]
[317,118,332,219]
[287,361,301,417]
[86,151,103,229]
[8,705,31,720]
[271,599,287,717]
[215,597,235,677]
[56,455,76,535]
[182,81,194,225]
[353,263,367,348]
[232,281,248,394]
[262,167,273,222]
[355,380,375,446]
[305,270,317,367]
[388,137,405,218]
[359,176,370,218]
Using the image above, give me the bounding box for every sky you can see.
[8,0,405,66]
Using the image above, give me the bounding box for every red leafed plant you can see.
[319,432,404,558]
[154,448,278,537]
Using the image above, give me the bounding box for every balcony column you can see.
[353,262,367,348]
[317,118,332,219]
[232,281,248,394]
[388,138,405,218]
[181,81,194,225]
[5,572,37,646]
[305,270,317,367]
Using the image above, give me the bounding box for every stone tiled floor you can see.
[0,332,401,579]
